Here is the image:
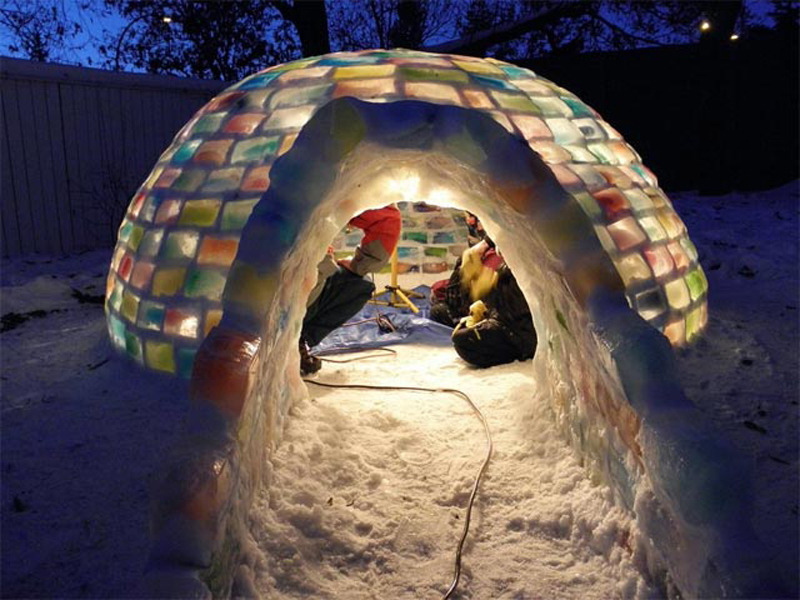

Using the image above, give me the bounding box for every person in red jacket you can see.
[300,205,402,374]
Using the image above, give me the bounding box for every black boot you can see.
[299,338,321,375]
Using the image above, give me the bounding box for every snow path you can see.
[248,345,652,599]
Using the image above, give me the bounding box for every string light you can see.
[700,20,711,32]
[730,33,740,41]
[162,16,172,24]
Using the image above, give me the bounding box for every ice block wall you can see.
[332,202,469,277]
[106,49,708,379]
[121,50,778,599]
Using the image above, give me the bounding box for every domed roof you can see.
[105,48,707,376]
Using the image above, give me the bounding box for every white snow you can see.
[1,183,797,598]
[246,346,654,599]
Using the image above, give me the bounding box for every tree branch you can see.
[593,12,668,48]
[423,3,576,55]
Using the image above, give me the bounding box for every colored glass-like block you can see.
[241,166,271,192]
[530,97,571,117]
[333,78,398,99]
[570,164,608,191]
[334,64,396,79]
[546,118,583,145]
[643,245,675,279]
[634,287,667,321]
[279,66,332,82]
[141,195,164,223]
[194,140,233,166]
[151,268,186,297]
[205,91,246,112]
[572,118,605,141]
[236,72,281,90]
[403,231,427,243]
[118,220,133,243]
[452,59,505,76]
[587,143,617,165]
[231,137,280,164]
[177,347,198,379]
[404,82,462,104]
[278,133,298,156]
[667,241,691,272]
[529,141,571,164]
[138,300,165,331]
[118,254,134,281]
[221,199,258,230]
[564,145,598,163]
[638,216,667,242]
[179,199,221,227]
[145,340,176,373]
[462,89,494,109]
[128,225,144,252]
[203,167,244,193]
[124,330,143,363]
[607,217,647,252]
[614,253,652,286]
[224,114,266,135]
[162,231,200,260]
[109,279,124,312]
[269,84,332,109]
[108,314,126,349]
[173,139,203,163]
[550,165,582,189]
[491,91,540,113]
[400,67,469,83]
[623,188,654,214]
[663,317,686,346]
[173,169,206,192]
[130,260,155,290]
[155,168,181,189]
[155,199,182,225]
[593,188,630,220]
[513,79,555,96]
[560,96,594,118]
[204,308,223,337]
[120,290,140,323]
[129,192,146,218]
[595,166,633,189]
[193,113,225,134]
[685,305,703,342]
[198,236,239,266]
[573,192,602,220]
[511,115,551,140]
[680,237,698,262]
[164,308,199,338]
[138,229,164,258]
[262,106,316,131]
[184,268,227,300]
[664,278,691,310]
[684,268,708,301]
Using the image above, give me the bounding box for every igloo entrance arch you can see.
[117,51,779,599]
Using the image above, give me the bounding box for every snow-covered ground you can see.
[0,182,797,598]
[247,346,653,599]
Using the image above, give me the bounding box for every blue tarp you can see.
[313,285,454,353]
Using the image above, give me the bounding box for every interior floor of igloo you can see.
[247,344,653,599]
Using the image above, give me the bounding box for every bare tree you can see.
[0,0,87,62]
[103,0,301,80]
[328,0,461,51]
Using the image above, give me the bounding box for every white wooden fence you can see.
[0,57,227,257]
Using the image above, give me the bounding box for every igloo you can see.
[108,50,778,598]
